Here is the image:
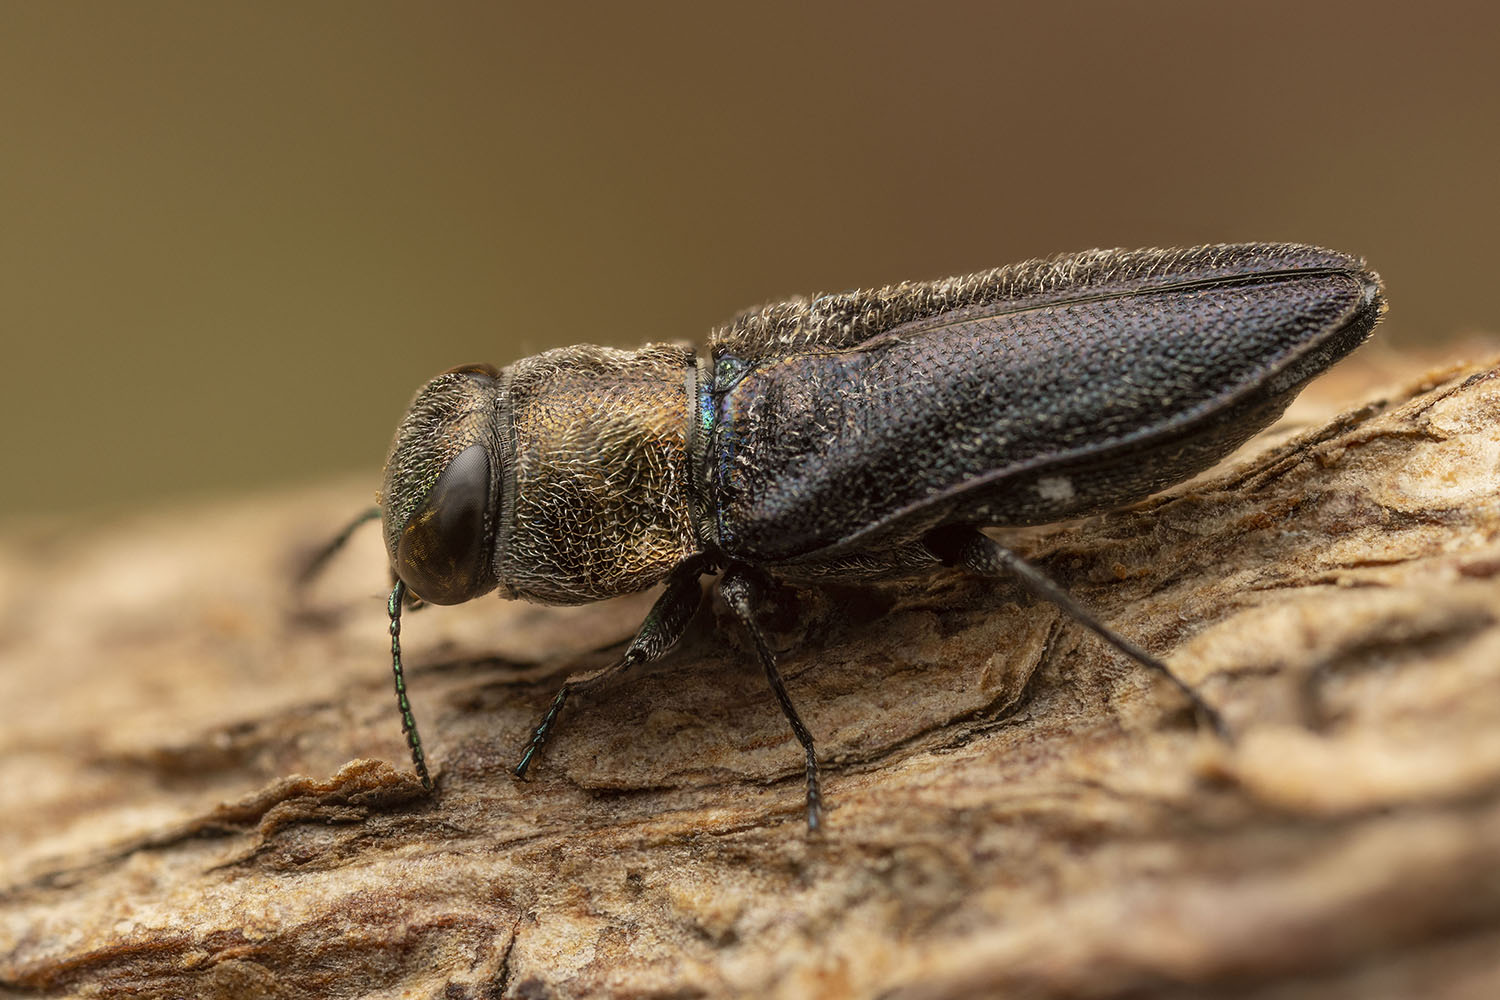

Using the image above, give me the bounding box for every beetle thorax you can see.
[498,343,699,604]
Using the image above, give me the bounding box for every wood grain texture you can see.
[3,354,1500,999]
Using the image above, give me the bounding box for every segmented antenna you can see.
[388,579,433,789]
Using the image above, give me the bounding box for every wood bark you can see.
[3,353,1500,999]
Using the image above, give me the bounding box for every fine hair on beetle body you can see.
[340,242,1387,833]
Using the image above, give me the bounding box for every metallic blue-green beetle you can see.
[372,243,1385,830]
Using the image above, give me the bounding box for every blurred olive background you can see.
[2,2,1497,519]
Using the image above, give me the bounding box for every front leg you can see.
[513,556,707,778]
[719,564,825,833]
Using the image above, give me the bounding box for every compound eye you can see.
[396,444,492,604]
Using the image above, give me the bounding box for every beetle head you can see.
[379,363,504,605]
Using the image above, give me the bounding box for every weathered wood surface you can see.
[3,354,1500,999]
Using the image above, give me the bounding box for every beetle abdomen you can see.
[707,244,1385,565]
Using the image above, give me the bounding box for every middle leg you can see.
[720,563,825,833]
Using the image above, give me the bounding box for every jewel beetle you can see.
[365,242,1386,831]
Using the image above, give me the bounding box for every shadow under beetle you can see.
[366,243,1385,831]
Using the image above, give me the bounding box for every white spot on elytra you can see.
[1036,476,1075,503]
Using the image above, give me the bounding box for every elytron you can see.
[365,243,1384,830]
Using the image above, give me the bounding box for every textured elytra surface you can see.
[3,356,1500,998]
[709,245,1382,564]
[711,243,1366,361]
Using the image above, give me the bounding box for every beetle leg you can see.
[925,526,1231,742]
[719,565,825,833]
[296,505,381,586]
[513,556,707,780]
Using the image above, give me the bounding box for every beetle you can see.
[369,242,1385,831]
